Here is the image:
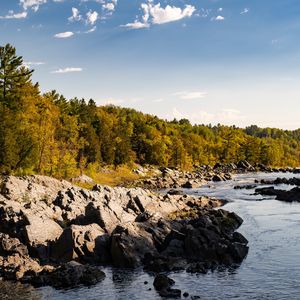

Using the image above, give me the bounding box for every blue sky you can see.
[1,0,300,129]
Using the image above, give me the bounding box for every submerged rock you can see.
[153,274,181,298]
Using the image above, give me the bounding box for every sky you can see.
[0,0,300,130]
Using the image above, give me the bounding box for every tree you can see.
[0,44,33,107]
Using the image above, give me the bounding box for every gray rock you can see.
[31,261,105,288]
[51,223,109,263]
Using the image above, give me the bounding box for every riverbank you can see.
[0,175,248,292]
[131,161,300,190]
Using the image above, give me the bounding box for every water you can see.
[2,172,300,299]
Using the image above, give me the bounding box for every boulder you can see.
[51,224,110,263]
[182,181,197,188]
[153,274,175,291]
[23,213,63,249]
[31,261,105,288]
[153,274,181,298]
[0,201,63,258]
[237,160,252,170]
[110,223,158,268]
[255,186,300,202]
[0,253,42,281]
[0,233,28,257]
[0,234,42,281]
[212,175,224,182]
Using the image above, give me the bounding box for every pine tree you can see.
[0,44,33,107]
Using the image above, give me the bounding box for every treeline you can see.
[0,44,299,178]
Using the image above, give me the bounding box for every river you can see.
[2,172,300,300]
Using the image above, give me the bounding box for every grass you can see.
[74,165,145,189]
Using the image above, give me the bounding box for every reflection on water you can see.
[0,280,42,300]
[3,172,300,300]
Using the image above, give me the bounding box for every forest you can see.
[0,43,300,178]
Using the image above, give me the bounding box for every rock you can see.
[182,181,197,188]
[234,184,257,190]
[31,261,105,288]
[110,223,158,268]
[0,233,28,257]
[0,201,63,259]
[0,175,249,287]
[153,274,181,298]
[237,160,252,170]
[23,213,63,249]
[167,189,183,195]
[71,174,94,184]
[224,173,232,180]
[0,175,72,203]
[0,253,42,281]
[153,274,175,291]
[183,292,189,297]
[186,262,208,274]
[293,168,300,174]
[0,234,43,281]
[213,162,223,169]
[255,186,300,202]
[51,223,110,263]
[212,175,224,182]
[232,232,248,244]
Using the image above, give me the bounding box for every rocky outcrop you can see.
[0,175,248,289]
[255,186,300,202]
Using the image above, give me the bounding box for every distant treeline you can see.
[0,44,299,178]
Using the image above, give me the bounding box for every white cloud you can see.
[51,67,82,74]
[85,26,97,33]
[20,0,47,11]
[218,8,223,12]
[241,8,249,15]
[86,10,98,25]
[103,3,115,11]
[212,15,225,21]
[146,3,195,25]
[121,21,150,29]
[54,31,74,38]
[68,7,82,22]
[0,11,27,19]
[174,91,208,100]
[122,2,196,30]
[23,61,45,68]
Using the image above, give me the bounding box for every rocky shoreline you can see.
[255,177,300,202]
[232,176,300,203]
[0,174,248,292]
[135,161,300,190]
